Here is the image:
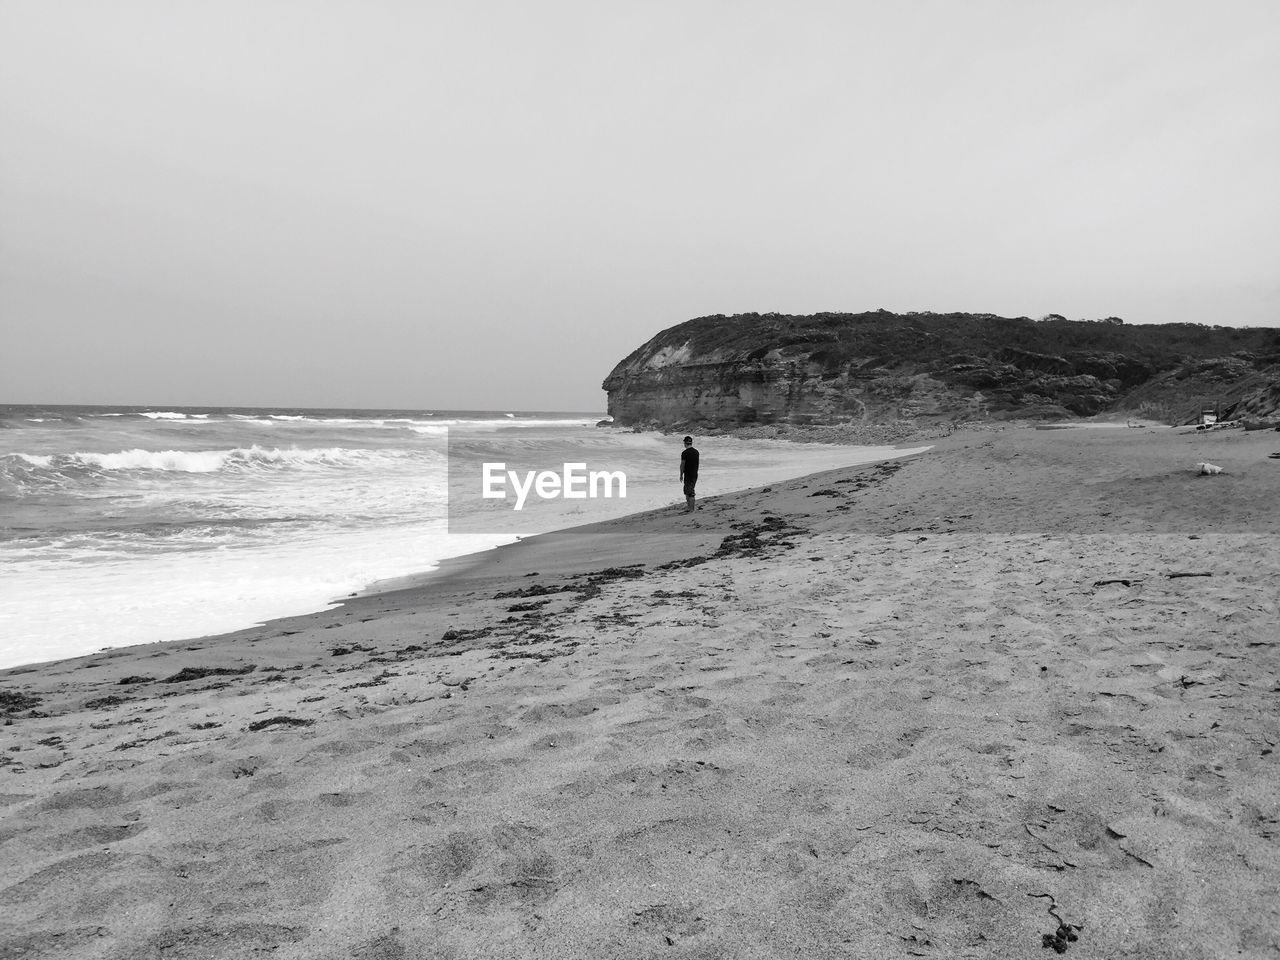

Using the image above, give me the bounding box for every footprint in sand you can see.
[38,822,149,853]
[315,790,373,808]
[0,851,128,906]
[137,923,306,958]
[33,784,126,813]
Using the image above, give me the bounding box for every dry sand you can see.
[2,424,1278,959]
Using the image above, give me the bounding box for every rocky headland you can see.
[602,311,1280,432]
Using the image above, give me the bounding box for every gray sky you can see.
[2,1,1277,411]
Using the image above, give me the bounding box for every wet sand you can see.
[2,424,1278,958]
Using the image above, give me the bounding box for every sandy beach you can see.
[2,424,1278,959]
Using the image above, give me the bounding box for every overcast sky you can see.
[2,1,1277,411]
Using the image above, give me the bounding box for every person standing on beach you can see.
[680,436,699,513]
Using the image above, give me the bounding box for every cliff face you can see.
[602,312,1280,428]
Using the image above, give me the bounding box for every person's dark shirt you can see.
[680,446,699,481]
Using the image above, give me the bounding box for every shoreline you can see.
[2,423,1277,958]
[356,439,932,600]
[0,437,929,674]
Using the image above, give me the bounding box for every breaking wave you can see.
[2,445,437,490]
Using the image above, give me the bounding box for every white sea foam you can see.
[210,414,600,430]
[93,449,235,471]
[408,418,599,433]
[0,525,515,669]
[278,415,600,429]
[7,445,432,477]
[140,411,192,420]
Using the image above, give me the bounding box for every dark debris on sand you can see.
[342,671,400,691]
[441,627,494,645]
[582,565,647,584]
[1030,894,1082,954]
[494,583,571,600]
[716,516,807,557]
[1,688,43,718]
[83,695,132,710]
[162,665,256,683]
[247,716,315,732]
[506,600,550,613]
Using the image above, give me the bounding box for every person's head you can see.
[683,436,693,446]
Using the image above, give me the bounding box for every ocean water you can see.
[0,405,923,668]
